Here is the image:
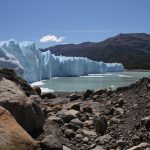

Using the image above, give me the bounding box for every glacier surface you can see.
[0,40,124,83]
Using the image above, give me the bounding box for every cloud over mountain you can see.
[40,35,65,43]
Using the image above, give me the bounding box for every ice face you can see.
[0,40,124,83]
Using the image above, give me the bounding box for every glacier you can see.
[0,40,124,83]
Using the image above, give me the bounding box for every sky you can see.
[0,0,150,48]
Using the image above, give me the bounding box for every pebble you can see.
[82,137,89,143]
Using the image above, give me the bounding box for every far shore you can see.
[125,69,150,72]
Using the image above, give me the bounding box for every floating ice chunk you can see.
[40,87,55,93]
[30,81,45,87]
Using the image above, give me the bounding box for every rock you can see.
[83,105,93,113]
[0,106,38,150]
[70,118,84,128]
[92,94,99,100]
[0,78,45,132]
[69,93,80,101]
[63,145,71,150]
[98,134,112,144]
[105,107,115,116]
[82,137,89,143]
[93,89,107,95]
[106,101,112,107]
[90,144,96,149]
[65,109,80,117]
[141,116,150,129]
[107,89,113,96]
[91,145,104,150]
[0,68,35,97]
[75,134,84,139]
[83,89,93,99]
[53,105,63,112]
[85,120,93,128]
[114,108,124,115]
[43,107,53,117]
[118,98,125,107]
[146,103,150,109]
[83,130,97,136]
[41,119,63,149]
[64,123,80,131]
[30,95,42,103]
[70,102,80,111]
[80,115,89,122]
[59,109,80,123]
[127,142,150,150]
[41,92,56,99]
[80,146,86,150]
[64,129,75,138]
[147,84,150,90]
[95,116,108,135]
[117,139,126,149]
[40,135,63,150]
[110,117,121,124]
[132,136,140,144]
[32,86,41,97]
[76,129,84,134]
[132,104,138,109]
[48,116,64,124]
[134,122,141,130]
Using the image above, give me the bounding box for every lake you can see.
[31,71,150,92]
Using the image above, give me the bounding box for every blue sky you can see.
[0,0,150,48]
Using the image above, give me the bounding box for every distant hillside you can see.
[41,33,150,69]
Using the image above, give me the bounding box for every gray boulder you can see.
[0,78,45,132]
[40,135,63,150]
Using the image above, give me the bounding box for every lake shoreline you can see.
[35,71,150,93]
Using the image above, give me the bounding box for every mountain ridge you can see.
[41,33,150,69]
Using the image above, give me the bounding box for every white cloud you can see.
[40,35,65,43]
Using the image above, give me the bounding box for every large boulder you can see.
[0,77,45,132]
[58,109,80,123]
[0,68,35,96]
[0,106,38,150]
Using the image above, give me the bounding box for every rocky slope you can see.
[39,77,150,150]
[42,33,150,70]
[0,68,150,150]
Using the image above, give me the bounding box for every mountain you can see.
[42,33,150,70]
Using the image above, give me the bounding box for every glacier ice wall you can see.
[0,40,124,82]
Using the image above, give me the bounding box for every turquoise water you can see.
[32,71,150,92]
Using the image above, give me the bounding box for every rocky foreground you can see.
[0,68,150,150]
